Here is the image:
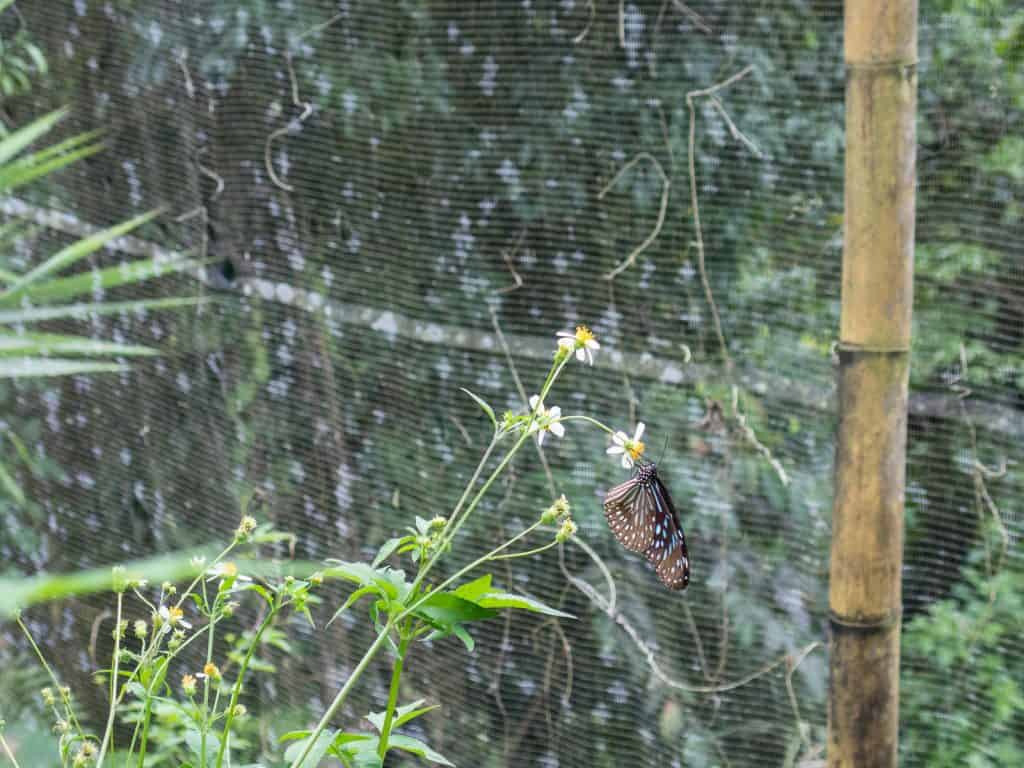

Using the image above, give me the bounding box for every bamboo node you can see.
[829,609,902,633]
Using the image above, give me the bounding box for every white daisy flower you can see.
[206,561,251,583]
[528,395,566,447]
[606,421,646,468]
[157,605,192,630]
[556,325,600,365]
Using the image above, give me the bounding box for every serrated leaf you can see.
[388,734,455,766]
[476,591,574,618]
[460,387,497,429]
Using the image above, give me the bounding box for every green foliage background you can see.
[1,0,1022,766]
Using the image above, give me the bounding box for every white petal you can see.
[575,347,586,362]
[586,339,600,350]
[621,454,634,469]
[557,337,575,348]
[529,394,541,410]
[550,422,565,438]
[548,406,561,419]
[607,445,624,455]
[634,422,646,441]
[556,331,574,338]
[537,430,546,446]
[612,431,629,445]
[584,347,594,365]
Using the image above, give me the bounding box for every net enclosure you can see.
[1,1,1023,766]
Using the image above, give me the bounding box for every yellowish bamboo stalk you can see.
[829,2,918,766]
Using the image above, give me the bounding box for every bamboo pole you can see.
[828,2,917,766]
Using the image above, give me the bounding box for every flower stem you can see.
[377,624,412,759]
[200,580,217,768]
[556,414,616,434]
[0,731,22,768]
[15,615,86,739]
[287,622,394,768]
[214,606,276,768]
[489,539,559,560]
[94,591,124,767]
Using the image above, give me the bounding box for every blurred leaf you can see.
[460,387,497,429]
[387,734,454,766]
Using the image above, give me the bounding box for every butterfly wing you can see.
[642,476,691,591]
[603,477,656,553]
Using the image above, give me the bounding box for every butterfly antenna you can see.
[655,432,671,465]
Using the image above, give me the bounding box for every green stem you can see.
[95,591,124,767]
[287,624,394,768]
[200,580,217,768]
[133,695,154,768]
[15,616,85,739]
[377,625,412,759]
[489,539,559,561]
[0,731,23,768]
[408,434,498,597]
[556,414,615,434]
[214,608,276,768]
[129,625,212,768]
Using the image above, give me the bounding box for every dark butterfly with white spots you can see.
[603,461,690,590]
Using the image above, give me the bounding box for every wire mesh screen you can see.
[2,1,1022,766]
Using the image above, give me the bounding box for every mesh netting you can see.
[2,1,1023,766]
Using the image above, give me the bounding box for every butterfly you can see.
[603,461,690,590]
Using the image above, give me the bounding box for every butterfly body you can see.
[603,461,690,591]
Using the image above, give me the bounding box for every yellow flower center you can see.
[167,606,184,625]
[627,440,646,460]
[204,662,221,679]
[575,325,595,344]
[220,562,238,577]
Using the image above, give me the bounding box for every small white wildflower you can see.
[157,605,192,630]
[206,561,251,583]
[556,325,600,365]
[528,395,565,446]
[607,421,646,469]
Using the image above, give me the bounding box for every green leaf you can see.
[0,333,157,358]
[0,548,214,617]
[372,536,408,568]
[476,591,574,618]
[15,256,207,306]
[0,295,210,325]
[0,210,161,303]
[184,727,219,764]
[0,460,26,504]
[366,700,440,733]
[460,387,497,429]
[0,358,127,378]
[415,593,497,626]
[322,561,410,601]
[452,624,475,652]
[0,109,67,167]
[326,585,379,627]
[387,734,455,766]
[451,574,493,602]
[282,730,335,766]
